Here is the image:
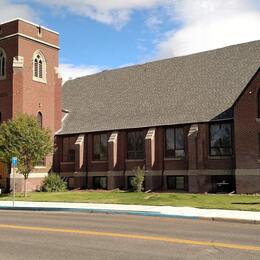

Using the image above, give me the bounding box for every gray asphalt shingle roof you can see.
[59,40,260,135]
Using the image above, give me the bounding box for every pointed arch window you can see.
[0,48,6,80]
[33,50,46,83]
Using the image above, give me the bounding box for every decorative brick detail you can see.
[145,128,156,170]
[75,134,85,172]
[108,132,118,170]
[13,56,24,68]
[188,124,198,170]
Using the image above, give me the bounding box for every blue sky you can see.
[1,0,260,81]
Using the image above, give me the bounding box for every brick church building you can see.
[0,19,260,193]
[0,19,61,191]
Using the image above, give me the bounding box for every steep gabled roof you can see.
[59,40,260,135]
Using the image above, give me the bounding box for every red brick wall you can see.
[0,19,61,135]
[58,123,234,173]
[0,35,18,121]
[0,20,19,39]
[17,36,60,136]
[234,70,260,169]
[18,20,59,47]
[0,19,61,192]
[234,70,260,193]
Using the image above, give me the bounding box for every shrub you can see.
[41,173,67,192]
[130,166,145,192]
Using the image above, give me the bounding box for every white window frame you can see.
[32,50,47,83]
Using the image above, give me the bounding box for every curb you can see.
[202,217,260,225]
[1,206,259,224]
[0,206,198,220]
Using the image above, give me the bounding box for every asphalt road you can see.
[0,211,259,260]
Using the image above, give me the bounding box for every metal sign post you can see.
[11,157,17,207]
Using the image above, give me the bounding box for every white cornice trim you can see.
[0,33,59,49]
[0,18,59,35]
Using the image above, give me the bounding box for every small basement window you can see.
[167,176,186,190]
[127,176,135,191]
[93,177,107,190]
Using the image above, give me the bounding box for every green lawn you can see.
[1,191,260,211]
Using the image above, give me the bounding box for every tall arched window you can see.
[0,48,6,80]
[33,50,46,83]
[37,112,43,128]
[36,112,45,166]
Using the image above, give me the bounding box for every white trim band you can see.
[0,33,59,49]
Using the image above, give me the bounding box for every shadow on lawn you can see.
[0,194,9,198]
[232,202,260,205]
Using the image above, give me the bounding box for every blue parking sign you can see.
[11,157,17,167]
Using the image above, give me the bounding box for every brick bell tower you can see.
[0,19,62,192]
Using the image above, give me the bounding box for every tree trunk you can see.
[24,178,27,197]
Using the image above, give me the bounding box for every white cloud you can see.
[3,0,260,73]
[0,0,37,24]
[36,0,169,29]
[35,0,260,58]
[59,63,101,83]
[156,0,260,58]
[146,15,163,30]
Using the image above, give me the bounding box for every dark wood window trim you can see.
[165,127,185,159]
[209,122,233,157]
[62,135,77,162]
[92,133,108,161]
[127,130,145,160]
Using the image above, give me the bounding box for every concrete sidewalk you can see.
[0,201,260,224]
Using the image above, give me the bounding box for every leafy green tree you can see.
[0,114,53,196]
[130,166,145,192]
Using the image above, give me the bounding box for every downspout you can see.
[161,128,165,191]
[85,134,88,189]
[123,137,126,190]
[120,131,126,190]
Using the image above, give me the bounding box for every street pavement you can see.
[0,210,259,260]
